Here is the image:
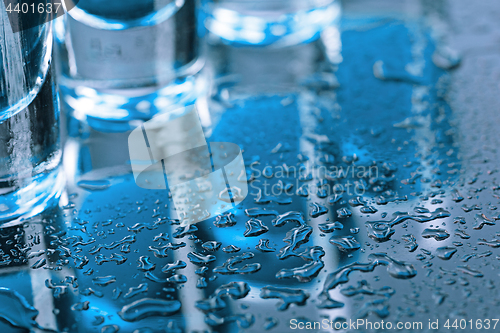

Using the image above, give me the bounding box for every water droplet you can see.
[457,265,484,278]
[454,228,470,239]
[148,242,186,258]
[318,263,378,309]
[255,239,276,252]
[30,258,46,269]
[318,221,343,233]
[188,252,216,265]
[432,46,461,70]
[197,277,208,289]
[195,282,250,312]
[222,245,241,253]
[357,299,390,318]
[161,261,187,275]
[278,225,313,259]
[297,185,309,197]
[478,238,500,248]
[341,280,395,298]
[401,234,418,252]
[451,189,464,202]
[473,213,496,230]
[92,275,116,287]
[152,233,169,242]
[202,241,222,251]
[0,288,39,330]
[118,298,181,322]
[95,253,127,265]
[361,206,378,214]
[309,202,328,218]
[436,247,457,260]
[260,286,309,311]
[368,253,417,279]
[77,179,111,191]
[329,236,361,252]
[244,218,269,237]
[214,212,237,227]
[213,252,261,275]
[101,325,120,333]
[172,224,198,238]
[275,246,325,282]
[71,301,90,311]
[336,207,352,218]
[124,283,148,299]
[167,274,187,284]
[137,256,156,271]
[245,208,279,217]
[365,222,395,242]
[92,316,105,326]
[421,228,450,241]
[264,317,278,330]
[272,211,306,227]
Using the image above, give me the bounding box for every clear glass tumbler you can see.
[203,0,341,47]
[55,0,204,132]
[0,4,64,222]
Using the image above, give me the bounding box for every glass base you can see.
[0,167,65,224]
[61,75,204,133]
[204,0,341,47]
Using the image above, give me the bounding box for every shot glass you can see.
[54,0,204,132]
[0,4,64,222]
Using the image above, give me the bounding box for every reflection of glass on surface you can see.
[0,209,62,332]
[0,5,63,222]
[55,0,204,132]
[192,16,349,327]
[203,0,341,47]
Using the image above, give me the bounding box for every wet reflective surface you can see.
[2,1,500,332]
